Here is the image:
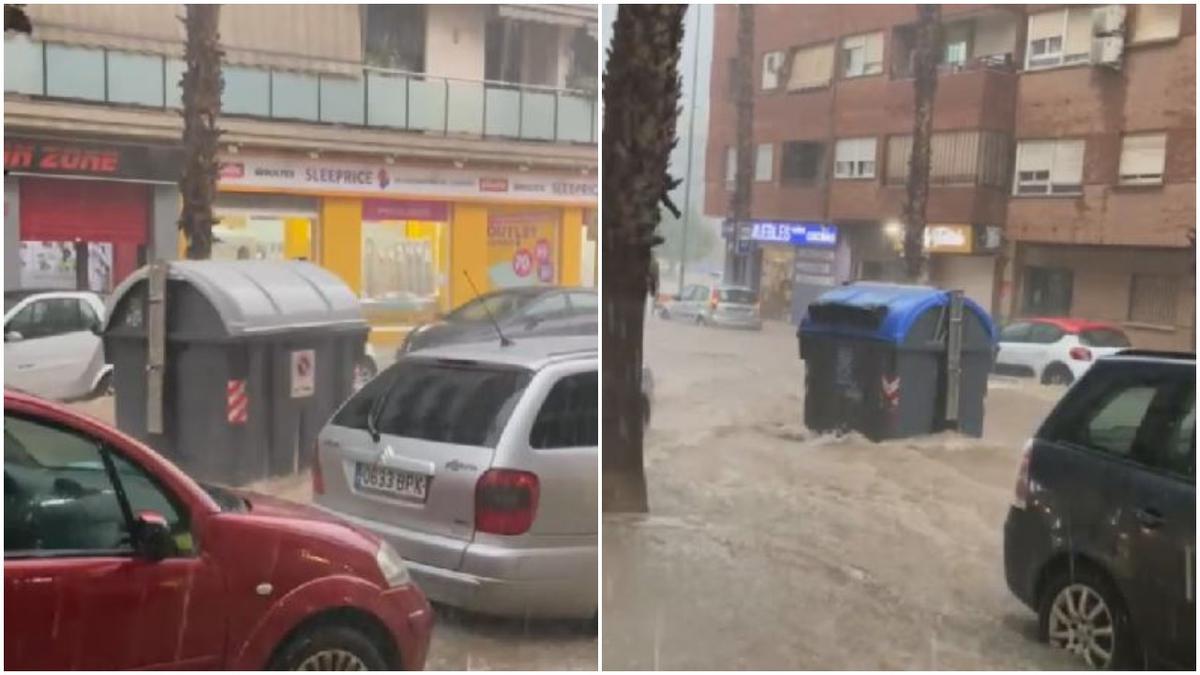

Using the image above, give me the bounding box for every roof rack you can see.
[1114,349,1196,360]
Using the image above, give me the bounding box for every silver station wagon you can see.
[313,335,597,619]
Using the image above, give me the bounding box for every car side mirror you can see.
[133,511,175,562]
[4,331,23,343]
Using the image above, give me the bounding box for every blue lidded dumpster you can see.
[798,283,996,440]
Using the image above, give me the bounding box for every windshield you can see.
[719,288,756,304]
[333,358,532,447]
[199,482,249,512]
[445,292,537,323]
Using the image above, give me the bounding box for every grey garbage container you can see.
[798,282,996,441]
[102,260,369,485]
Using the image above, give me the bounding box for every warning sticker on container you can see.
[291,349,315,398]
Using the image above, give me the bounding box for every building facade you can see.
[4,4,598,354]
[704,3,1194,350]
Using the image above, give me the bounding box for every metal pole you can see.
[147,260,167,434]
[677,5,703,295]
[945,289,964,428]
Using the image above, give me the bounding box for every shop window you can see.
[834,137,877,179]
[786,43,835,91]
[212,215,312,262]
[781,141,825,185]
[755,143,774,183]
[1014,139,1084,195]
[1022,266,1073,316]
[361,214,446,319]
[1025,7,1092,70]
[1128,274,1178,326]
[1118,133,1167,186]
[485,208,561,289]
[840,32,883,78]
[1131,4,1181,43]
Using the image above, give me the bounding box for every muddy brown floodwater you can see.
[603,318,1082,670]
[66,396,596,671]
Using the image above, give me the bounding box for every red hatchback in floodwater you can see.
[3,390,432,670]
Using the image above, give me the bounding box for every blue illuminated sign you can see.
[747,221,839,248]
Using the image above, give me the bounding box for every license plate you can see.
[354,463,429,502]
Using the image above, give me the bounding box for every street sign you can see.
[290,349,315,398]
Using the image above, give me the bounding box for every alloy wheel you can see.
[296,648,369,671]
[1047,583,1116,669]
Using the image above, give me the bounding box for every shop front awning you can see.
[496,4,598,37]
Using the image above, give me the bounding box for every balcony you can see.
[3,34,596,146]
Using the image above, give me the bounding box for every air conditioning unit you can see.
[1092,4,1127,36]
[1091,35,1124,69]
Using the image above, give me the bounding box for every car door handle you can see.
[1134,507,1165,529]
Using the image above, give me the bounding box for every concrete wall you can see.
[5,178,20,290]
[425,5,487,81]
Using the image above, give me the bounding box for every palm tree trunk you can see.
[726,5,756,286]
[903,5,939,283]
[601,4,686,513]
[179,4,223,260]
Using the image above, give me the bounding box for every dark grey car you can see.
[397,287,597,357]
[1003,351,1195,670]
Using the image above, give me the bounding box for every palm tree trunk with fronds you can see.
[601,4,686,513]
[179,4,223,260]
[903,4,939,283]
[726,5,755,286]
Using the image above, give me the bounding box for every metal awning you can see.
[497,4,598,36]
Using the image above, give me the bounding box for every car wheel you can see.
[271,624,388,671]
[1038,566,1135,670]
[353,357,378,391]
[1041,363,1074,386]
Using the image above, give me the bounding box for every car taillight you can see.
[312,445,325,496]
[475,469,539,535]
[1012,440,1032,510]
[1069,346,1092,361]
[710,290,719,310]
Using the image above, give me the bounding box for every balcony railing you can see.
[889,52,1017,80]
[4,35,597,145]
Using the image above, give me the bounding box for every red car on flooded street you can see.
[4,390,433,670]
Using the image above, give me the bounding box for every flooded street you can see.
[603,317,1080,670]
[65,397,597,671]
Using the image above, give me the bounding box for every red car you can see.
[4,390,433,670]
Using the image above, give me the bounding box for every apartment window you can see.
[1128,275,1178,325]
[1026,8,1092,70]
[1023,266,1073,316]
[1118,133,1167,185]
[886,131,1011,187]
[1132,4,1182,43]
[755,144,774,182]
[834,138,877,179]
[364,5,426,71]
[1014,139,1085,196]
[841,32,883,78]
[725,146,737,184]
[781,142,825,185]
[787,43,835,91]
[762,51,785,90]
[942,22,971,67]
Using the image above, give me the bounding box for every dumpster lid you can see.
[106,260,366,337]
[801,282,995,343]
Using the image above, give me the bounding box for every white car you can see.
[314,335,597,618]
[4,290,111,401]
[994,318,1131,385]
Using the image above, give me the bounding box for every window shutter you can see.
[755,143,774,182]
[1119,133,1166,182]
[1133,4,1182,43]
[1028,10,1064,41]
[1016,141,1053,173]
[789,43,834,90]
[1050,140,1085,185]
[1064,7,1093,58]
[726,146,737,183]
[864,33,884,67]
[886,136,913,183]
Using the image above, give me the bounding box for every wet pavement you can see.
[603,317,1082,670]
[66,396,597,671]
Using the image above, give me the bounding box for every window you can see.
[887,131,1012,187]
[1159,389,1195,480]
[364,5,426,72]
[5,298,87,340]
[79,300,101,333]
[530,371,598,449]
[1022,266,1073,316]
[334,361,533,447]
[755,143,774,182]
[5,414,129,554]
[1025,8,1092,70]
[941,22,971,66]
[841,32,883,77]
[523,293,570,320]
[833,138,877,179]
[762,50,785,90]
[1118,133,1167,185]
[781,141,825,185]
[1077,384,1158,457]
[1028,323,1064,344]
[107,451,193,555]
[1080,329,1131,348]
[1128,274,1178,325]
[725,146,737,184]
[1014,140,1085,195]
[1131,4,1181,43]
[999,322,1033,342]
[567,292,598,315]
[786,43,835,91]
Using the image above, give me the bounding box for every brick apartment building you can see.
[704,4,1195,350]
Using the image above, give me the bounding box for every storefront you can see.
[4,136,182,293]
[923,224,1002,314]
[730,220,843,324]
[213,151,597,354]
